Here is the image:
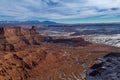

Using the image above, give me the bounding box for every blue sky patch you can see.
[0,0,120,23]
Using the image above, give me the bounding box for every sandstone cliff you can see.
[0,26,42,51]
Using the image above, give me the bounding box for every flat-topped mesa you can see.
[0,26,43,51]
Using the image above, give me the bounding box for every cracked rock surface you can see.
[86,53,120,80]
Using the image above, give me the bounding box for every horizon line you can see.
[0,20,120,24]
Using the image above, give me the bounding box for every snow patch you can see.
[85,34,120,48]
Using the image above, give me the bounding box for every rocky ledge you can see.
[86,53,120,80]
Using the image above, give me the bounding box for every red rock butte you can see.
[0,26,42,51]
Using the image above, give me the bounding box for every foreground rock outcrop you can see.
[0,26,42,51]
[86,53,120,80]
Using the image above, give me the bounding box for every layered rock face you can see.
[0,26,42,51]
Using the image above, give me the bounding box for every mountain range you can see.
[0,20,60,26]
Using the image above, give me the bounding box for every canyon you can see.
[0,26,119,80]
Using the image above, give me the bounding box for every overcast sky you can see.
[0,0,120,23]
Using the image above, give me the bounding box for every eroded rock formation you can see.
[0,26,42,51]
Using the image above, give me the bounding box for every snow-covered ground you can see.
[84,34,120,48]
[39,30,75,36]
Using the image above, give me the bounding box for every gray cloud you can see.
[0,0,120,20]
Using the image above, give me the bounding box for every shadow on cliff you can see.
[43,37,91,47]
